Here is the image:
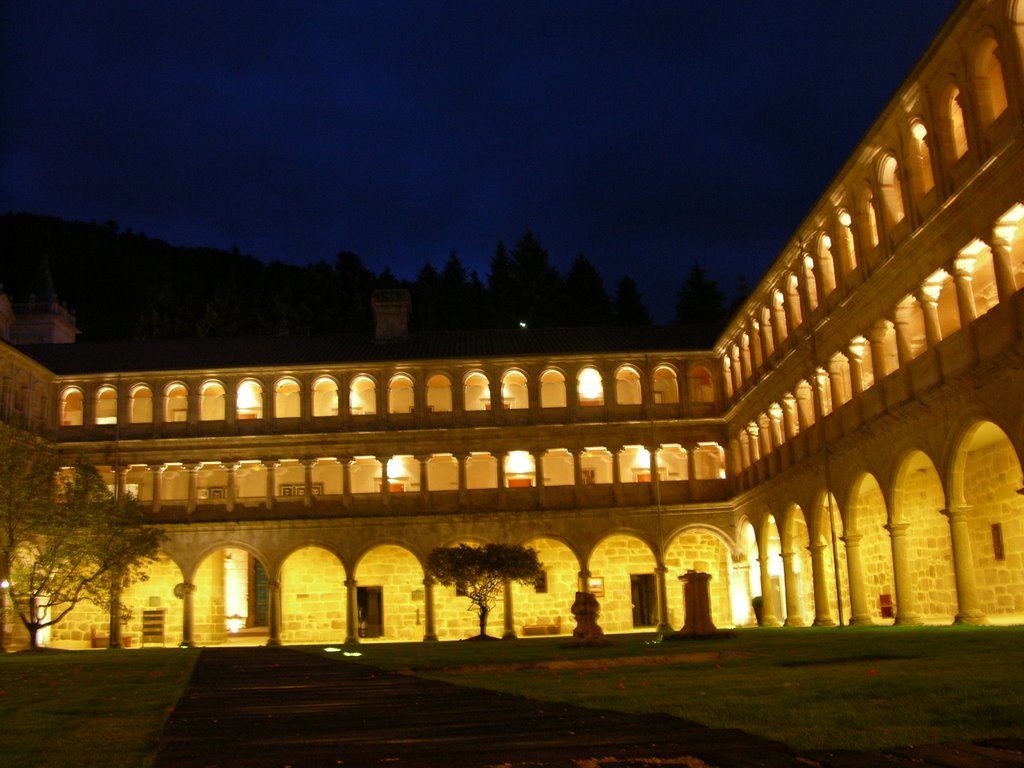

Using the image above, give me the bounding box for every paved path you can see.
[155,646,1024,768]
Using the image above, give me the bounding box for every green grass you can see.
[0,647,198,768]
[319,625,1024,752]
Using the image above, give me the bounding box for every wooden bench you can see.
[521,616,561,636]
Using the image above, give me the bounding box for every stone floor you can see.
[155,646,1024,768]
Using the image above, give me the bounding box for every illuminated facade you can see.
[1,0,1022,647]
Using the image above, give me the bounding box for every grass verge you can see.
[315,625,1024,752]
[0,647,199,768]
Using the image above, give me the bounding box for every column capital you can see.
[940,505,972,522]
[300,456,317,469]
[884,521,910,536]
[149,463,166,474]
[840,533,863,546]
[344,579,358,588]
[222,460,240,472]
[262,459,279,470]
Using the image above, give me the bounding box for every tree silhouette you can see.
[613,275,651,325]
[675,263,725,326]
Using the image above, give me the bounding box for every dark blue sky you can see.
[1,2,958,323]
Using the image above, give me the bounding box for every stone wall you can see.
[281,546,346,644]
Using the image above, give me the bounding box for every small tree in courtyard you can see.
[426,543,544,639]
[3,457,163,650]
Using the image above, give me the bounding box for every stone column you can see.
[422,577,438,641]
[941,506,987,625]
[610,446,623,504]
[378,454,391,508]
[885,522,921,625]
[781,552,805,627]
[457,453,468,508]
[655,564,672,632]
[917,286,943,347]
[677,571,717,636]
[686,448,698,502]
[847,337,868,396]
[502,579,516,639]
[116,465,129,501]
[578,568,592,594]
[263,460,277,510]
[149,464,164,513]
[417,455,431,511]
[841,533,874,625]
[340,456,353,509]
[952,256,978,325]
[344,578,359,644]
[302,457,315,508]
[892,302,916,367]
[808,544,836,626]
[179,581,197,647]
[757,548,781,627]
[495,451,507,508]
[224,461,238,513]
[572,449,584,504]
[266,578,282,646]
[534,450,545,506]
[185,463,200,515]
[732,559,755,627]
[986,227,1018,303]
[868,320,891,382]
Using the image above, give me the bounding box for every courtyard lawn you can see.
[321,625,1024,752]
[0,647,198,768]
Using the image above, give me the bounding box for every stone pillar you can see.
[422,577,438,641]
[495,451,507,508]
[149,464,164,513]
[655,564,672,632]
[302,457,315,508]
[781,552,805,627]
[917,287,943,347]
[572,449,584,504]
[263,460,277,510]
[885,522,921,625]
[848,338,868,397]
[952,256,978,325]
[892,302,916,366]
[868,320,891,381]
[686,448,698,502]
[578,568,592,594]
[116,465,129,501]
[732,559,755,627]
[344,578,359,644]
[610,447,623,503]
[224,461,238,513]
[457,453,468,508]
[986,227,1018,303]
[841,533,874,625]
[534,450,545,506]
[677,571,717,636]
[340,457,353,509]
[379,454,391,508]
[185,463,200,515]
[502,579,516,639]
[179,581,196,647]
[757,548,781,627]
[266,578,282,646]
[808,544,836,626]
[941,506,987,625]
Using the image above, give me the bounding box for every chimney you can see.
[371,289,411,342]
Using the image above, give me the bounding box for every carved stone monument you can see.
[569,590,607,645]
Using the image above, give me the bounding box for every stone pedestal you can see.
[676,571,717,637]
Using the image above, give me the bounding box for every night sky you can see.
[1,2,958,323]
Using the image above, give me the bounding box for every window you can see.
[652,366,679,404]
[388,375,415,414]
[236,380,263,420]
[275,378,301,419]
[166,383,189,423]
[61,388,84,426]
[312,377,339,417]
[539,369,566,408]
[463,372,491,411]
[349,375,377,415]
[688,365,714,403]
[976,39,1008,126]
[500,370,528,410]
[200,382,226,421]
[426,374,452,413]
[948,87,969,159]
[95,386,117,425]
[910,121,935,196]
[129,385,153,424]
[878,154,905,225]
[614,366,642,405]
[577,366,604,406]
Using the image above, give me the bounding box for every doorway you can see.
[357,586,383,638]
[630,573,657,627]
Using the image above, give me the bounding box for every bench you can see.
[521,616,561,636]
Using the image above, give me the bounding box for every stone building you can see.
[1,0,1022,648]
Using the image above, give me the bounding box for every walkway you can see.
[155,646,1024,768]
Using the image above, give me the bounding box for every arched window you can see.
[785,273,803,329]
[771,288,788,343]
[816,234,837,296]
[652,366,679,404]
[388,374,415,414]
[504,450,536,487]
[463,372,491,411]
[425,373,452,413]
[61,388,84,426]
[349,375,377,415]
[165,383,189,423]
[878,154,905,225]
[614,366,642,405]
[312,377,339,417]
[539,369,566,408]
[802,255,819,311]
[688,365,714,403]
[975,38,1008,126]
[500,370,528,410]
[237,380,263,420]
[863,187,880,248]
[948,87,969,159]
[95,386,117,425]
[275,378,301,419]
[577,366,604,406]
[837,209,858,273]
[656,444,687,481]
[200,382,226,421]
[910,121,936,197]
[129,385,153,424]
[760,306,775,357]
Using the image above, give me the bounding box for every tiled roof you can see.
[18,324,719,376]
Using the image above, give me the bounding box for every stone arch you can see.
[352,542,425,642]
[59,385,84,427]
[652,363,679,404]
[128,383,153,424]
[808,490,850,625]
[948,420,1024,621]
[664,524,735,630]
[387,373,415,414]
[349,374,378,415]
[539,367,567,408]
[891,450,957,622]
[311,375,339,417]
[278,545,347,644]
[586,532,658,633]
[736,518,760,625]
[974,34,1010,126]
[199,379,226,421]
[845,472,894,623]
[877,153,906,226]
[500,368,529,410]
[614,364,642,405]
[425,372,453,413]
[189,542,275,645]
[512,536,580,636]
[779,505,813,626]
[462,370,491,412]
[273,376,301,419]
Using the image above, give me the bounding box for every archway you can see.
[191,546,273,645]
[511,537,579,636]
[353,544,424,642]
[121,554,185,647]
[280,546,347,644]
[809,492,850,625]
[587,533,657,633]
[664,528,734,629]
[847,472,894,622]
[781,506,813,626]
